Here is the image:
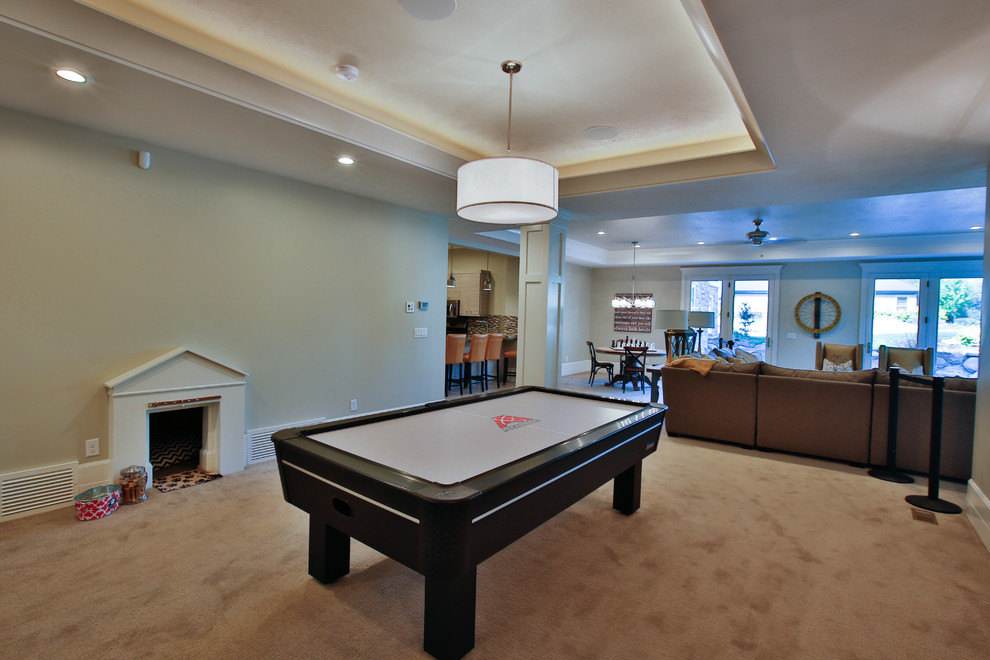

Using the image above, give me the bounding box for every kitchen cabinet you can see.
[447,271,491,316]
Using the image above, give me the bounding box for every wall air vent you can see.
[1,462,76,519]
[246,419,326,465]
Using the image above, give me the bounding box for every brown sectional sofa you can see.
[660,361,976,480]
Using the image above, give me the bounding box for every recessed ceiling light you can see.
[337,156,355,165]
[697,241,705,245]
[769,237,779,241]
[584,126,618,141]
[970,226,983,230]
[597,231,606,235]
[55,68,87,83]
[400,0,456,20]
[849,232,860,237]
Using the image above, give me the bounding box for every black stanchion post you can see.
[869,366,914,483]
[906,376,961,514]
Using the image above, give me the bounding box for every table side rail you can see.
[467,423,662,567]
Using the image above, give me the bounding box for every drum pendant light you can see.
[457,61,558,225]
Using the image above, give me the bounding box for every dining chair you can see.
[664,329,697,364]
[617,346,647,393]
[462,334,489,394]
[444,334,467,396]
[586,341,614,385]
[483,333,504,389]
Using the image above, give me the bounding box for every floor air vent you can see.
[1,462,76,518]
[246,419,325,465]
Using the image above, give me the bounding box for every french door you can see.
[682,266,781,363]
[861,262,982,377]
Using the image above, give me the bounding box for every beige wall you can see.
[561,262,592,364]
[776,261,864,368]
[590,265,686,350]
[1,108,449,475]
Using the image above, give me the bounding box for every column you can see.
[516,216,568,387]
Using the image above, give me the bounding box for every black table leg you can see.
[424,567,477,660]
[612,461,642,515]
[309,516,350,584]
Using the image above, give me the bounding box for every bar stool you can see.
[483,333,504,389]
[503,349,517,385]
[462,334,489,394]
[445,334,467,396]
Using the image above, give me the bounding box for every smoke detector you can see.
[335,64,359,82]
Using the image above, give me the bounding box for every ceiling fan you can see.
[746,218,770,246]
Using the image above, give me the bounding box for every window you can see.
[860,261,982,377]
[682,266,781,362]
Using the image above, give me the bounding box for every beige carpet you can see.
[1,433,988,659]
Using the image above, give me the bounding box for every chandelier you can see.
[456,61,558,225]
[611,242,655,309]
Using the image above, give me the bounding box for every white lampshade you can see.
[456,157,558,224]
[654,309,689,330]
[688,311,716,329]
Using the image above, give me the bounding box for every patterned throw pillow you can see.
[891,361,924,375]
[822,357,853,372]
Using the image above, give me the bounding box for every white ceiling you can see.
[1,0,987,266]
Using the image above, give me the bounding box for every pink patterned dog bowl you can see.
[74,485,122,521]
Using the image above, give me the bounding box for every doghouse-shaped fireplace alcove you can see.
[105,348,248,484]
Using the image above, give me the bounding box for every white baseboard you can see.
[562,359,590,376]
[966,479,990,553]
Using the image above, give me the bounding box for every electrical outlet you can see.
[85,438,99,457]
[405,302,415,313]
[350,398,358,412]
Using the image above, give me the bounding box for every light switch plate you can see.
[414,327,427,338]
[786,332,797,340]
[405,302,415,313]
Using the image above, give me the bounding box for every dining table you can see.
[595,346,665,391]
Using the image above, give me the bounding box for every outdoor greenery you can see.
[735,302,757,338]
[939,279,980,323]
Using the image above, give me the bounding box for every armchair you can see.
[877,345,934,376]
[815,342,865,371]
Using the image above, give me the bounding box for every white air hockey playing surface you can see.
[307,391,639,485]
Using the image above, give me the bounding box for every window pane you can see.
[871,279,920,366]
[936,277,981,377]
[732,280,768,359]
[690,280,722,352]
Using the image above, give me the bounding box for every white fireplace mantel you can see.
[105,348,248,482]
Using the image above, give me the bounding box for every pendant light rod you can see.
[502,60,521,153]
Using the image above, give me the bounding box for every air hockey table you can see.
[272,386,666,659]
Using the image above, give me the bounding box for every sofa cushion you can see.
[711,360,763,374]
[871,385,975,480]
[757,375,872,463]
[661,367,758,446]
[761,363,876,383]
[873,371,977,392]
[735,348,759,363]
